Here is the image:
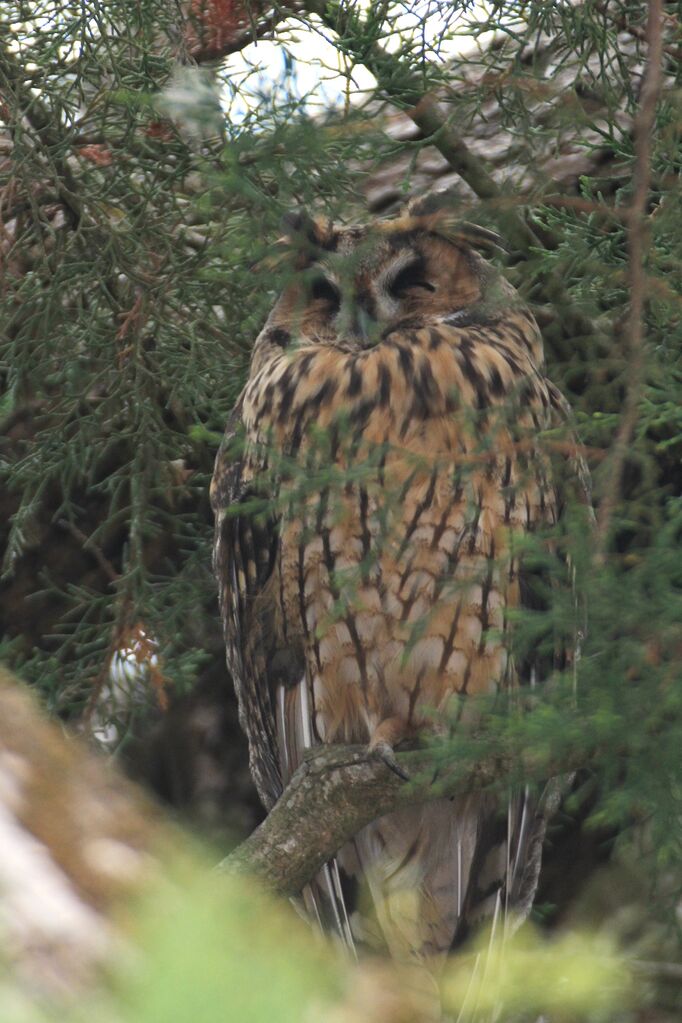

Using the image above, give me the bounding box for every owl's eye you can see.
[310,275,341,310]
[388,262,436,297]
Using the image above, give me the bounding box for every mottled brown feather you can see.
[212,213,590,960]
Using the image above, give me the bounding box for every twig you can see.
[597,2,682,64]
[300,2,605,358]
[0,41,83,229]
[303,1,543,253]
[57,519,120,584]
[532,195,627,220]
[173,0,613,354]
[182,1,296,62]
[594,0,664,558]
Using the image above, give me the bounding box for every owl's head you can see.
[265,195,503,351]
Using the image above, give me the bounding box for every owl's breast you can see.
[244,313,546,446]
[276,480,516,742]
[243,318,556,743]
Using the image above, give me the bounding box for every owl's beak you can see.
[354,306,380,347]
[335,288,381,348]
[338,297,380,348]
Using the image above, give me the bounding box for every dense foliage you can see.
[1,1,681,1017]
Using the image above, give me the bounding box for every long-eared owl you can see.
[211,194,589,963]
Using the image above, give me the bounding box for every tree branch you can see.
[319,3,614,356]
[594,0,664,557]
[181,1,297,62]
[220,740,585,897]
[302,1,543,255]
[201,0,601,355]
[0,40,83,229]
[182,0,537,255]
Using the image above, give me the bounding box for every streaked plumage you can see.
[211,196,589,964]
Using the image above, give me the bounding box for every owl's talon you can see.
[372,740,411,781]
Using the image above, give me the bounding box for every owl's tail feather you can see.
[276,679,359,953]
[302,861,357,954]
[277,676,557,996]
[344,796,505,963]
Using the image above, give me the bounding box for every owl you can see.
[211,195,589,964]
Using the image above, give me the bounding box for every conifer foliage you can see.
[0,1,373,729]
[1,1,682,1012]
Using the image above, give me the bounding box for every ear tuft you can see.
[406,192,454,218]
[452,221,505,254]
[278,209,335,257]
[404,191,504,254]
[279,209,319,244]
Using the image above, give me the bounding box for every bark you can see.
[221,740,584,897]
[179,1,296,62]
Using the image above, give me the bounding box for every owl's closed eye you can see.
[270,198,503,350]
[212,193,589,968]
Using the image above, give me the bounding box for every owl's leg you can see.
[368,716,411,781]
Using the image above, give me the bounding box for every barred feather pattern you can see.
[211,210,589,967]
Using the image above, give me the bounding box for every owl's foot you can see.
[368,717,411,781]
[372,740,410,781]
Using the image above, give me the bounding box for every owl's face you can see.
[267,204,499,351]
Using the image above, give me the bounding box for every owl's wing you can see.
[211,399,358,945]
[271,675,360,950]
[211,397,299,810]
